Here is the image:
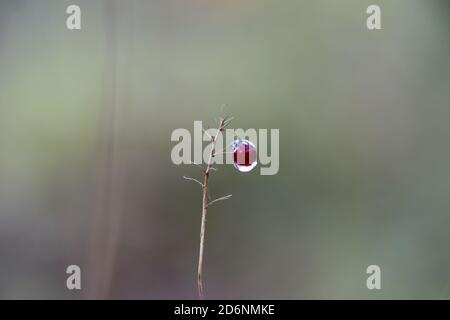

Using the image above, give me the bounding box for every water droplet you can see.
[232,139,257,172]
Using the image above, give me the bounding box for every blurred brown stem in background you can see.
[87,0,131,299]
[184,116,233,299]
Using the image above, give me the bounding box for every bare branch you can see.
[183,176,204,188]
[222,116,234,128]
[185,113,234,299]
[207,194,232,207]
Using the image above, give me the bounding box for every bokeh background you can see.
[0,0,450,299]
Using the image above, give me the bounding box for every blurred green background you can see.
[0,0,450,299]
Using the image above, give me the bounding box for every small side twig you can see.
[207,194,232,208]
[183,176,204,188]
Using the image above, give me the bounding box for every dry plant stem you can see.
[184,116,232,299]
[197,118,229,299]
[198,171,208,299]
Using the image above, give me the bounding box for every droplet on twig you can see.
[232,139,257,172]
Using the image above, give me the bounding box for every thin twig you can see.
[207,194,232,207]
[216,142,234,154]
[222,116,234,129]
[183,176,204,188]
